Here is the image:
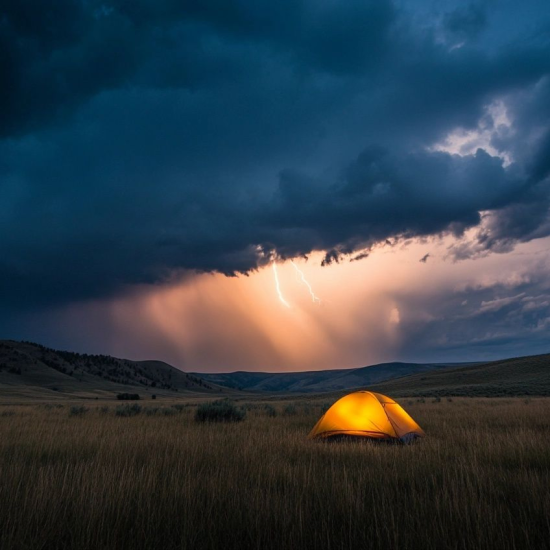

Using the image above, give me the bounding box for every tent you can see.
[308,391,424,442]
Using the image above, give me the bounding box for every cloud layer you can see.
[1,0,550,314]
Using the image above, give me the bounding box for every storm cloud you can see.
[395,253,550,362]
[1,0,550,309]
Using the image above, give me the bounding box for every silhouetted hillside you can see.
[368,353,550,397]
[194,361,472,392]
[0,340,226,400]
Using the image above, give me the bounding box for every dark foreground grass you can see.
[0,398,549,550]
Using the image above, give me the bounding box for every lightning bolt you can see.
[272,262,290,307]
[290,261,321,304]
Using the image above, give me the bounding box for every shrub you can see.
[152,395,156,400]
[69,406,88,417]
[195,400,246,423]
[171,404,185,412]
[100,406,110,414]
[145,407,159,416]
[161,407,177,416]
[432,397,441,403]
[321,403,331,414]
[115,404,142,417]
[283,404,297,416]
[116,393,140,401]
[264,404,277,417]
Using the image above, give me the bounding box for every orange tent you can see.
[308,391,424,442]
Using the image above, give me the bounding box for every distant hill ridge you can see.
[368,353,550,397]
[2,339,549,400]
[193,361,476,393]
[195,354,550,396]
[0,340,225,400]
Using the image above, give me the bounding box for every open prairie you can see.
[1,397,549,550]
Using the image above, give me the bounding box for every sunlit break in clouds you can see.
[1,0,550,371]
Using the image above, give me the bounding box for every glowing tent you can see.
[308,391,424,442]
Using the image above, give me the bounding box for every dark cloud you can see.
[394,262,550,362]
[351,252,370,262]
[447,77,550,260]
[0,0,396,137]
[267,146,526,261]
[1,0,550,310]
[444,4,487,41]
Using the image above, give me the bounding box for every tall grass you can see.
[0,398,549,550]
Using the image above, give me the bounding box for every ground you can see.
[0,397,549,550]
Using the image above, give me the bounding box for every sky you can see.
[1,0,550,372]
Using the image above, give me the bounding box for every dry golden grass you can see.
[0,398,549,550]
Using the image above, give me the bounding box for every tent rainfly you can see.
[308,391,425,442]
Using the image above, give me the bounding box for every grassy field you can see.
[1,398,549,550]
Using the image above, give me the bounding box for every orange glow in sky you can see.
[47,234,550,372]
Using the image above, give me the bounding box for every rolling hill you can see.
[368,353,550,397]
[193,361,474,393]
[0,340,226,400]
[2,339,548,400]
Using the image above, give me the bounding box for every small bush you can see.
[145,407,159,416]
[161,407,177,416]
[115,404,142,417]
[264,404,277,417]
[195,400,246,423]
[447,397,453,402]
[432,397,441,403]
[171,404,185,412]
[152,395,156,400]
[69,406,88,417]
[116,393,140,401]
[321,403,331,414]
[0,410,15,417]
[100,406,110,414]
[283,404,297,416]
[243,403,264,412]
